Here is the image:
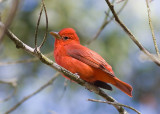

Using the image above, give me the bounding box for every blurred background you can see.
[0,0,160,114]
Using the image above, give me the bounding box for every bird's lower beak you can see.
[50,31,61,39]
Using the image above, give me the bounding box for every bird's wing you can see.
[66,44,115,77]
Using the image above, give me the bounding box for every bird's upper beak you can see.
[50,31,61,39]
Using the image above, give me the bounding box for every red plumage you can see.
[51,28,133,97]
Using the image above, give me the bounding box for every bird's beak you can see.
[50,31,61,39]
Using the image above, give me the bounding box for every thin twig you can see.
[139,52,158,61]
[116,0,125,3]
[105,0,116,20]
[59,79,68,99]
[0,80,17,103]
[62,79,68,94]
[34,0,48,50]
[105,0,160,66]
[5,72,60,114]
[0,0,19,43]
[39,0,48,49]
[86,0,128,45]
[0,52,52,66]
[34,1,44,50]
[88,99,141,114]
[145,0,160,58]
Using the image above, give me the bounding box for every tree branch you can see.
[39,0,48,49]
[0,0,19,43]
[145,0,160,58]
[34,0,48,50]
[34,1,44,50]
[105,0,160,66]
[86,0,128,45]
[0,79,17,103]
[0,52,52,66]
[88,99,141,114]
[5,72,60,114]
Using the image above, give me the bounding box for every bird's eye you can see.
[63,36,69,40]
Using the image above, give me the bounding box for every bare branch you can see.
[5,72,60,114]
[1,27,129,113]
[116,0,125,3]
[88,99,141,114]
[62,79,68,94]
[0,0,19,43]
[34,2,43,50]
[59,79,68,99]
[39,0,48,49]
[86,0,128,45]
[105,0,160,66]
[34,0,48,51]
[145,0,160,58]
[0,79,17,103]
[0,52,52,66]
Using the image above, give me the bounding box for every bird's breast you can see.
[55,54,96,82]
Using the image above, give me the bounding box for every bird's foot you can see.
[74,73,80,79]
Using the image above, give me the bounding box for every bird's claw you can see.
[74,73,80,79]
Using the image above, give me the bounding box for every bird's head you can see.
[50,28,80,45]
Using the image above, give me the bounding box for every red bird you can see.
[50,28,133,97]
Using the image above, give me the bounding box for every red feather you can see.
[51,28,133,97]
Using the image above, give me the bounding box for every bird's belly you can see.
[56,56,96,82]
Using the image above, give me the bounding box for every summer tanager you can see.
[50,28,133,97]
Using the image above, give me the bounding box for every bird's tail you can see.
[112,77,133,97]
